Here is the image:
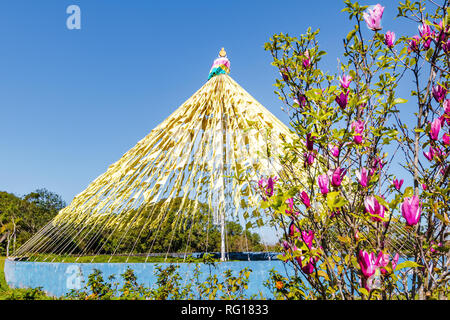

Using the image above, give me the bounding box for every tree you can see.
[0,189,66,256]
[259,0,448,300]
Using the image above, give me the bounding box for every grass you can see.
[0,257,7,292]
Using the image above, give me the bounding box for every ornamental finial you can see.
[207,48,231,80]
[219,47,227,57]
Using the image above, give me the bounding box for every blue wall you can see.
[4,259,292,298]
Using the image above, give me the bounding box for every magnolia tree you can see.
[258,0,449,299]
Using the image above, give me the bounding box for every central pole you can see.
[220,93,227,262]
[220,207,226,261]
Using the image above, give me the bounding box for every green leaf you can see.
[256,218,264,227]
[403,187,414,198]
[326,192,347,208]
[393,98,408,104]
[260,201,270,210]
[346,29,357,41]
[317,270,330,281]
[425,48,434,61]
[395,261,422,271]
[359,288,369,296]
[434,212,449,225]
[277,254,289,262]
[374,195,390,212]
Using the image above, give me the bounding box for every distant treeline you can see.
[1,191,272,257]
[0,189,66,256]
[42,198,268,256]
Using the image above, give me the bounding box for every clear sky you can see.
[0,1,419,205]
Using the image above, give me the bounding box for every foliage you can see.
[65,255,255,300]
[0,189,65,256]
[260,0,449,300]
[0,287,51,300]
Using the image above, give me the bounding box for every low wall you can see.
[4,258,290,298]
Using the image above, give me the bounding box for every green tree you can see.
[0,189,66,256]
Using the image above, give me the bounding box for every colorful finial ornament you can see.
[208,48,231,80]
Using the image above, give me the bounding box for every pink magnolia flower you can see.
[441,114,450,126]
[393,178,404,191]
[384,31,395,48]
[432,146,442,158]
[339,74,352,89]
[318,174,329,195]
[329,144,340,158]
[285,198,297,216]
[443,39,450,53]
[429,242,443,254]
[363,4,385,31]
[301,230,314,249]
[375,251,389,272]
[443,133,450,145]
[303,59,310,68]
[436,19,448,42]
[335,91,349,109]
[304,152,316,166]
[353,135,363,144]
[444,99,450,114]
[288,221,300,238]
[423,147,435,161]
[300,258,316,274]
[258,176,278,200]
[408,35,421,52]
[290,227,315,249]
[294,93,307,107]
[432,84,447,103]
[364,195,386,222]
[331,167,346,187]
[392,253,400,271]
[429,241,437,253]
[358,250,377,278]
[356,167,369,187]
[294,230,318,274]
[295,254,318,275]
[305,133,315,151]
[376,252,399,274]
[401,195,422,226]
[424,35,433,50]
[422,183,427,190]
[280,67,289,82]
[430,118,442,140]
[303,50,311,68]
[419,22,432,39]
[300,191,311,208]
[372,156,385,171]
[351,120,365,144]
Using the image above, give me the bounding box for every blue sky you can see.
[0,1,420,204]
